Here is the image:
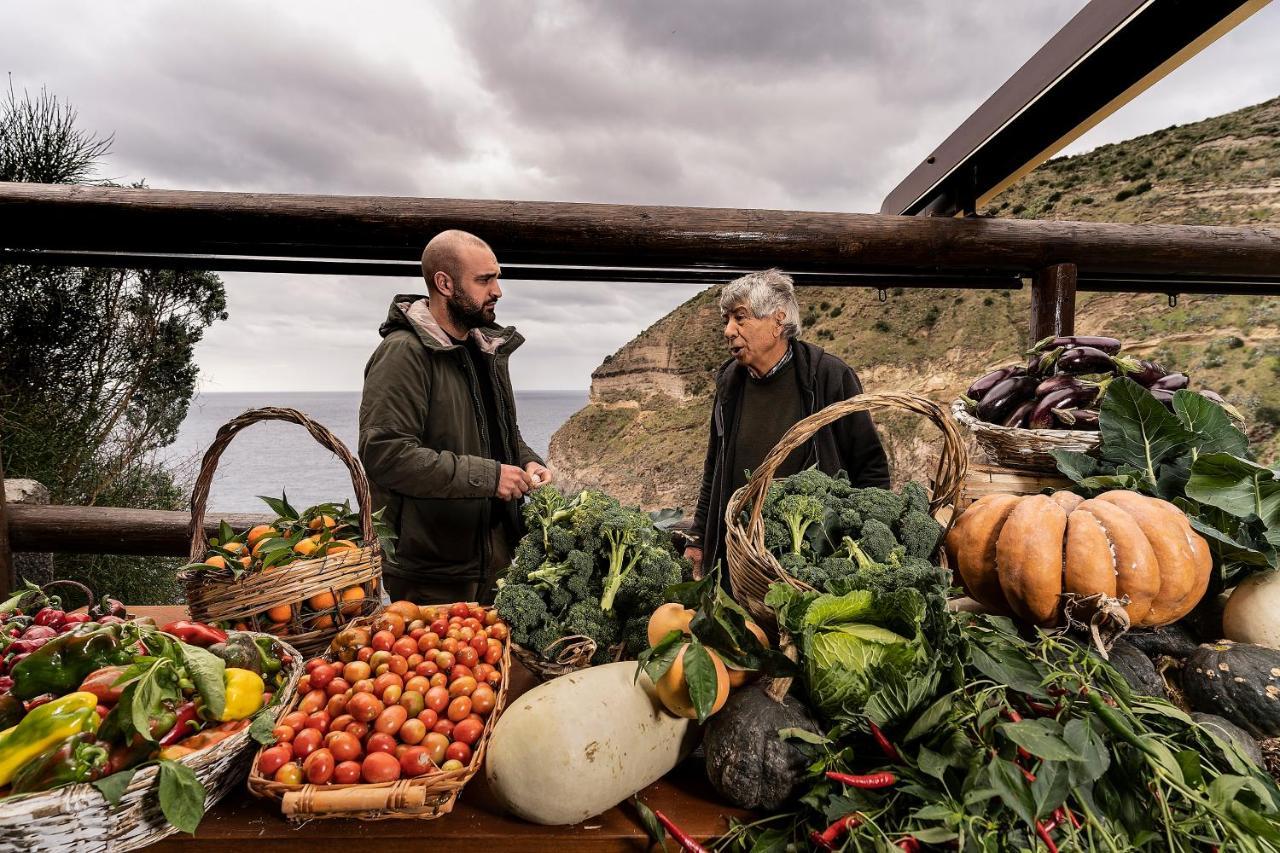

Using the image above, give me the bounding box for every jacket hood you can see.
[380,294,522,355]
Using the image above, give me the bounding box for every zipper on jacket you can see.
[455,349,493,572]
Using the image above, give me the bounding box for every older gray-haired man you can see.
[685,269,890,579]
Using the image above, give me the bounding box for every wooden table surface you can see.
[129,606,751,851]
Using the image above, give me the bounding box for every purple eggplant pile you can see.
[964,335,1221,431]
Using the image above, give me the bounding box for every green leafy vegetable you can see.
[157,759,206,835]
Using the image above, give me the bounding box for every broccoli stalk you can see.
[842,536,883,572]
[777,494,825,555]
[599,515,646,612]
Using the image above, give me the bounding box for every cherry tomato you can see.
[483,642,503,666]
[297,675,312,693]
[328,731,362,763]
[447,696,472,722]
[472,663,494,683]
[298,689,327,714]
[487,623,508,641]
[258,744,293,776]
[484,609,500,626]
[398,718,427,745]
[395,743,411,760]
[329,714,354,733]
[400,746,435,777]
[432,718,454,737]
[429,673,448,689]
[450,603,470,618]
[334,760,362,784]
[462,617,482,632]
[304,748,335,784]
[441,759,464,772]
[445,741,472,765]
[484,669,502,688]
[449,665,474,682]
[275,762,304,785]
[371,630,396,652]
[325,677,351,697]
[452,717,484,746]
[429,619,448,636]
[458,627,474,642]
[374,704,408,736]
[418,633,440,653]
[409,627,426,640]
[423,732,449,765]
[309,663,336,690]
[470,684,496,716]
[399,690,426,718]
[343,661,371,683]
[365,732,398,755]
[368,651,392,672]
[404,675,431,695]
[425,686,449,714]
[417,709,439,729]
[305,711,331,733]
[392,636,417,659]
[347,692,384,723]
[305,657,328,673]
[272,725,295,743]
[457,646,479,669]
[448,676,477,699]
[292,728,323,760]
[435,650,456,670]
[382,684,403,706]
[468,636,487,654]
[283,711,307,730]
[361,752,401,783]
[325,693,349,718]
[415,660,439,677]
[356,645,375,663]
[346,721,370,741]
[406,653,424,669]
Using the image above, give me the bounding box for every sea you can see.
[161,391,587,514]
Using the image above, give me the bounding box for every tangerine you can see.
[267,603,293,623]
[308,515,336,531]
[205,555,228,570]
[247,525,275,546]
[340,586,366,616]
[294,538,320,558]
[309,590,337,610]
[223,541,247,556]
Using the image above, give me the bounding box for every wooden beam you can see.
[0,446,13,597]
[1030,263,1078,343]
[2,184,1280,284]
[6,504,274,557]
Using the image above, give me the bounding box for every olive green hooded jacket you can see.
[358,295,543,582]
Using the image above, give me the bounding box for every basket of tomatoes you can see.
[246,600,510,820]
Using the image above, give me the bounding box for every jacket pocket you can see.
[393,498,485,579]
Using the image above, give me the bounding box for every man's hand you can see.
[683,546,704,579]
[524,462,554,488]
[496,464,534,500]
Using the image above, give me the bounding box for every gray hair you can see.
[719,268,802,339]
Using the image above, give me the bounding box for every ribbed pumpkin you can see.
[944,490,1212,628]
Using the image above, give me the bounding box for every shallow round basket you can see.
[511,636,625,682]
[180,407,383,657]
[951,398,1101,473]
[725,391,967,632]
[0,633,302,853]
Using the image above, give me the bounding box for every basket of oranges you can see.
[180,407,387,656]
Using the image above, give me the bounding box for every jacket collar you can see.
[716,339,822,401]
[381,294,522,356]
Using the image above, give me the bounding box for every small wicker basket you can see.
[511,635,625,682]
[725,391,967,631]
[951,398,1100,473]
[180,407,383,657]
[247,609,510,821]
[0,634,302,853]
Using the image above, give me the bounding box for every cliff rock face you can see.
[550,97,1280,511]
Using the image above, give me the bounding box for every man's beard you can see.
[446,291,496,330]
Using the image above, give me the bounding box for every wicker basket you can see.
[951,398,1100,473]
[511,636,625,682]
[180,407,384,657]
[725,391,967,630]
[0,634,302,853]
[247,609,510,820]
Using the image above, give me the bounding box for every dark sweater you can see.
[729,357,807,493]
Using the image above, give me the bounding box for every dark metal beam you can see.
[882,0,1272,216]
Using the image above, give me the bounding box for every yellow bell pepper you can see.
[220,668,265,721]
[0,691,100,786]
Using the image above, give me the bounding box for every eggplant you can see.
[1026,347,1064,377]
[1048,336,1122,355]
[1002,399,1036,428]
[1052,407,1099,430]
[1151,372,1189,392]
[1035,375,1084,397]
[1119,358,1169,386]
[1200,389,1226,405]
[1150,388,1175,409]
[976,375,1038,424]
[1029,386,1098,429]
[967,367,1022,402]
[1056,346,1117,375]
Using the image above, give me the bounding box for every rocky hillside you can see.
[549,96,1280,511]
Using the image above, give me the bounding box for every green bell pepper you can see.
[0,691,100,786]
[10,622,136,700]
[10,731,111,794]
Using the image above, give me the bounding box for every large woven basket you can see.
[0,633,302,853]
[951,398,1100,473]
[725,391,967,631]
[247,608,510,821]
[181,407,383,657]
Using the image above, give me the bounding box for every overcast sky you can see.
[7,2,1280,391]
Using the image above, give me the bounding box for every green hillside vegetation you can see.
[549,97,1280,512]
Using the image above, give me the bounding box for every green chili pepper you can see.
[10,623,136,700]
[10,731,111,793]
[1085,689,1159,758]
[0,692,100,786]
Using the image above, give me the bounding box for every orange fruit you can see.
[252,537,279,558]
[266,603,293,623]
[236,555,253,570]
[205,555,228,570]
[340,586,366,616]
[655,645,730,719]
[223,541,247,556]
[309,590,337,611]
[312,614,335,630]
[294,538,320,558]
[327,540,358,553]
[646,603,696,647]
[308,515,336,531]
[247,525,275,546]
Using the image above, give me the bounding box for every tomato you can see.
[487,623,508,641]
[409,627,426,641]
[334,760,362,784]
[425,686,450,713]
[309,663,336,690]
[304,711,331,733]
[445,741,472,765]
[432,718,454,737]
[325,677,351,697]
[298,675,311,693]
[356,645,375,663]
[374,704,408,736]
[400,746,435,778]
[452,717,484,746]
[441,759,464,772]
[472,663,493,682]
[426,620,446,637]
[457,647,479,669]
[258,744,293,776]
[406,653,424,669]
[470,684,496,716]
[399,690,425,718]
[304,748,335,784]
[468,636,487,653]
[448,677,477,699]
[275,762,304,785]
[405,675,431,695]
[371,630,396,652]
[462,617,482,632]
[388,655,409,677]
[347,692,384,723]
[382,684,403,706]
[409,619,426,632]
[423,732,449,765]
[484,609,500,626]
[325,693,349,718]
[484,669,502,688]
[391,636,417,659]
[368,651,392,672]
[469,605,486,621]
[449,665,474,682]
[447,696,472,722]
[373,672,403,694]
[292,728,323,759]
[283,711,307,730]
[458,627,474,642]
[346,721,370,741]
[415,660,439,677]
[430,673,448,689]
[365,732,398,755]
[434,650,456,670]
[450,603,470,618]
[398,718,427,745]
[361,751,402,783]
[298,689,327,714]
[343,661,371,683]
[417,632,440,653]
[395,744,411,760]
[305,657,328,673]
[352,679,375,694]
[328,731,362,763]
[272,725,295,743]
[417,709,439,729]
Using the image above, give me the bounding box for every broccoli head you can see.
[528,620,569,657]
[820,555,858,586]
[847,487,906,529]
[563,601,621,664]
[621,615,652,658]
[897,509,944,560]
[774,493,825,555]
[900,481,930,518]
[855,517,899,563]
[789,560,831,591]
[615,544,683,616]
[545,584,574,617]
[508,534,546,585]
[762,517,792,557]
[493,583,549,647]
[777,468,840,500]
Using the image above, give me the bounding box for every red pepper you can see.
[896,839,922,852]
[160,621,228,647]
[826,770,897,789]
[158,701,201,747]
[62,613,93,626]
[1004,709,1034,764]
[869,721,901,763]
[811,814,862,850]
[1019,765,1037,784]
[1035,820,1060,853]
[33,608,65,629]
[1064,807,1081,830]
[651,809,710,853]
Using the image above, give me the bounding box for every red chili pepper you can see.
[61,613,93,626]
[160,621,228,647]
[1019,765,1037,784]
[33,608,65,630]
[869,721,901,763]
[1003,709,1034,764]
[158,701,201,747]
[651,809,710,853]
[811,814,862,851]
[1035,820,1060,853]
[896,838,922,852]
[1025,700,1060,716]
[826,770,898,789]
[1064,807,1081,830]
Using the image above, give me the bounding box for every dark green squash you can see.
[1105,639,1166,698]
[1184,641,1280,738]
[1124,623,1200,661]
[1191,712,1264,766]
[703,675,820,811]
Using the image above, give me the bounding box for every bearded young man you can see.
[685,269,890,580]
[359,230,552,604]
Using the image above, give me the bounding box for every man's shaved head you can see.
[422,230,494,292]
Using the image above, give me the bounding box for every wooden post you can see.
[1030,262,1078,344]
[0,444,12,598]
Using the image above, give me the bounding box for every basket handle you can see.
[728,391,968,590]
[187,407,375,562]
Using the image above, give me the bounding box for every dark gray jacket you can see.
[691,340,891,573]
[358,295,542,582]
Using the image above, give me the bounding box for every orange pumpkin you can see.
[944,490,1212,627]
